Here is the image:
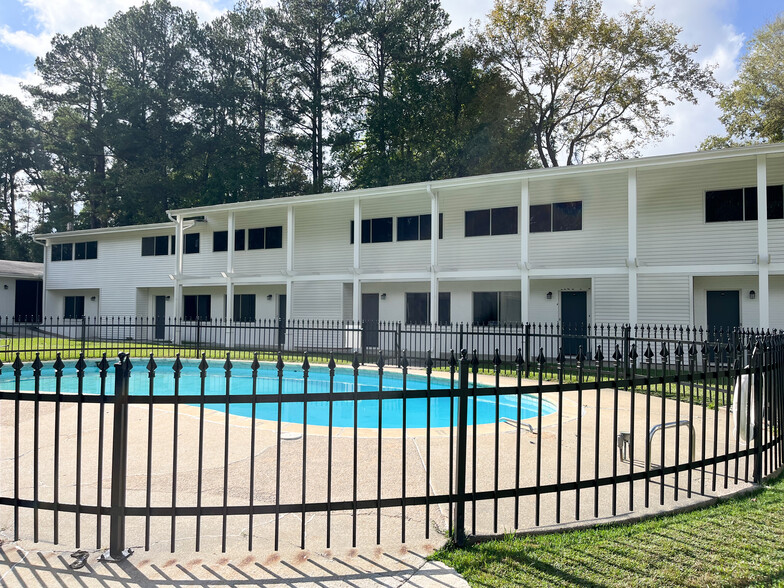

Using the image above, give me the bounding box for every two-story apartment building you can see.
[34,143,784,332]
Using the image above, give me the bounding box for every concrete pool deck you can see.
[0,366,763,586]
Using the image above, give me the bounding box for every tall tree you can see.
[277,0,349,193]
[28,26,111,228]
[702,14,784,149]
[0,95,46,236]
[478,0,718,166]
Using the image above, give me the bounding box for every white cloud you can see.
[0,26,52,57]
[0,70,40,102]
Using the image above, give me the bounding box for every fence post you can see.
[623,324,632,381]
[396,322,402,367]
[108,354,132,561]
[524,323,531,378]
[81,316,87,356]
[454,349,469,546]
[753,342,764,484]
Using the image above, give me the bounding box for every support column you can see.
[627,169,638,327]
[353,198,361,322]
[757,154,770,329]
[41,242,48,318]
[287,205,295,273]
[520,179,530,324]
[429,186,439,324]
[226,212,235,322]
[172,215,184,322]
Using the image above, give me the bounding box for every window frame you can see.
[233,294,256,322]
[184,233,200,254]
[64,295,85,320]
[183,294,211,321]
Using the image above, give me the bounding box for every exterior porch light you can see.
[267,294,273,301]
[750,290,756,300]
[546,291,553,300]
[380,293,387,300]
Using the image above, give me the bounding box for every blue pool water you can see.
[0,359,555,428]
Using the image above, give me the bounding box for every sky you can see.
[0,0,781,157]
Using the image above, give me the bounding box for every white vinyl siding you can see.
[293,201,353,273]
[637,275,691,325]
[593,275,630,325]
[291,281,343,320]
[528,172,627,268]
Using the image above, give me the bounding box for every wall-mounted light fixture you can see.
[380,293,387,300]
[749,290,756,300]
[2,284,7,290]
[166,295,171,300]
[267,294,273,301]
[546,291,553,300]
[90,296,96,301]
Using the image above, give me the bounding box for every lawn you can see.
[434,472,784,587]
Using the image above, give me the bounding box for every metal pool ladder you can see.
[616,420,696,468]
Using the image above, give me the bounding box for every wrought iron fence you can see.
[0,326,782,557]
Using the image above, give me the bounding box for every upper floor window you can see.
[142,236,173,256]
[52,241,97,262]
[247,226,283,250]
[350,217,393,244]
[185,233,200,254]
[465,206,518,237]
[397,214,444,241]
[530,201,582,233]
[706,185,784,222]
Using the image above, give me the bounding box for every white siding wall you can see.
[291,281,344,320]
[637,275,691,325]
[770,275,784,329]
[293,201,353,273]
[0,278,16,317]
[637,159,758,266]
[529,279,592,325]
[528,172,628,268]
[764,154,784,262]
[360,194,432,272]
[437,183,521,271]
[593,275,630,325]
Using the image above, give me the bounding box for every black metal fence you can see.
[0,325,782,557]
[0,316,765,379]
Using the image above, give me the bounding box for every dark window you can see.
[361,219,371,243]
[154,235,168,256]
[61,243,73,261]
[233,294,256,322]
[706,189,744,222]
[371,217,393,242]
[745,188,759,221]
[266,226,283,248]
[492,206,518,235]
[465,209,491,237]
[405,293,429,324]
[64,296,85,319]
[141,237,154,256]
[86,241,98,259]
[418,214,444,240]
[552,201,582,231]
[235,229,246,250]
[184,294,211,321]
[499,291,522,323]
[768,185,784,219]
[529,204,552,233]
[51,244,62,261]
[213,231,228,252]
[248,228,265,249]
[171,236,176,254]
[473,292,499,325]
[75,242,86,260]
[397,216,420,241]
[438,292,451,325]
[185,233,200,254]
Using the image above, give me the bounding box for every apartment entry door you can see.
[362,293,380,348]
[278,294,287,346]
[561,291,587,357]
[706,290,740,331]
[155,296,167,339]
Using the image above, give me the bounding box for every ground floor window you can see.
[64,296,85,319]
[405,292,452,325]
[184,294,211,321]
[472,291,521,325]
[233,294,256,322]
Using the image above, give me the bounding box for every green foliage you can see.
[434,472,784,586]
[702,14,784,149]
[479,0,718,167]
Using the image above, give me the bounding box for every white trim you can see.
[757,154,770,328]
[628,169,638,326]
[637,264,758,276]
[287,205,295,273]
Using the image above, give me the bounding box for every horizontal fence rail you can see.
[0,321,782,555]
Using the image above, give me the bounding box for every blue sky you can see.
[0,0,781,155]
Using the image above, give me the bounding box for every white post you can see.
[226,212,235,324]
[173,215,184,322]
[41,242,48,319]
[429,186,439,325]
[353,198,361,322]
[287,205,295,273]
[520,179,530,324]
[628,169,638,328]
[757,154,770,329]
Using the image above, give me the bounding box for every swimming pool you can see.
[1,359,556,428]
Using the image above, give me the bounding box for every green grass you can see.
[434,473,784,587]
